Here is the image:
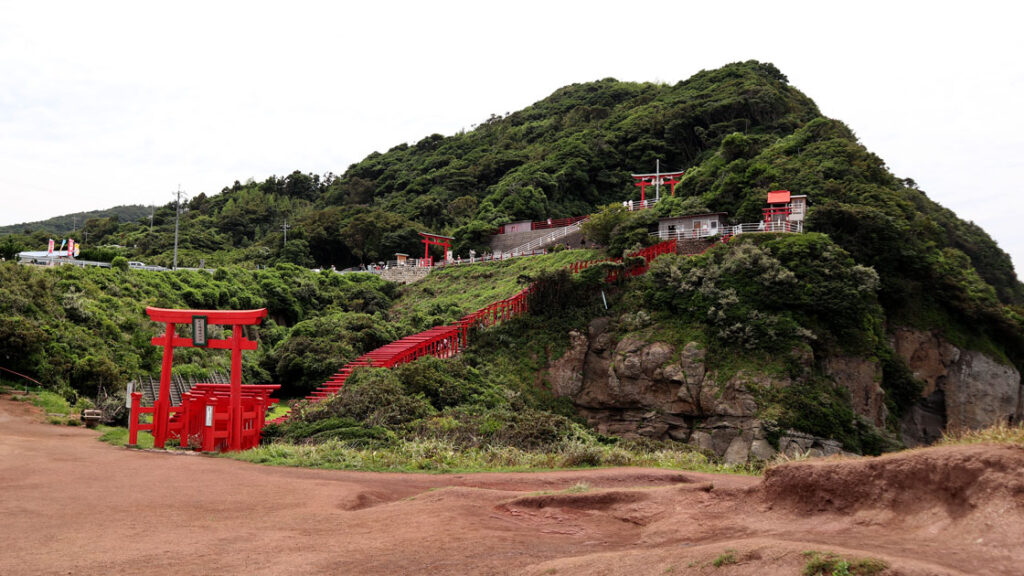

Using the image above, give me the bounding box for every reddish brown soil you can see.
[2,394,1022,575]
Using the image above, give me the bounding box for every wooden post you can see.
[128,391,143,446]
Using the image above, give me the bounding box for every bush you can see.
[111,256,128,271]
[392,356,501,410]
[295,368,435,428]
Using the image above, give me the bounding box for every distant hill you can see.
[0,205,154,236]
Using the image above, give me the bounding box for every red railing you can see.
[530,215,589,231]
[494,215,589,235]
[275,240,678,422]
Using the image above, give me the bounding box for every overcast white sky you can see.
[1,1,1022,274]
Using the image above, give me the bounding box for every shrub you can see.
[296,368,435,428]
[801,551,887,576]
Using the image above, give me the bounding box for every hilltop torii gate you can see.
[136,307,268,451]
[419,231,453,267]
[631,170,685,203]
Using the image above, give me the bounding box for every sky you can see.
[1,1,1022,274]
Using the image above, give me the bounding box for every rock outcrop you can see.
[823,355,886,427]
[547,320,1022,461]
[546,317,848,464]
[892,327,1022,447]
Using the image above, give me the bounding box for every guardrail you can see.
[623,198,660,212]
[18,257,112,269]
[649,220,803,240]
[508,218,587,256]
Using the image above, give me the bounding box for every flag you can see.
[73,244,80,258]
[47,239,54,255]
[59,239,66,252]
[68,239,74,257]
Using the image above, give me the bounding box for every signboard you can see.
[125,382,134,408]
[192,315,208,347]
[205,405,214,427]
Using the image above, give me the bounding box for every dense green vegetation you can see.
[1,60,1022,463]
[1,61,819,268]
[0,261,402,403]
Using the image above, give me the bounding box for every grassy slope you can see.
[390,249,602,324]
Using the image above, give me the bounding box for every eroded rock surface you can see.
[547,318,836,464]
[892,327,1022,447]
[547,321,1022,462]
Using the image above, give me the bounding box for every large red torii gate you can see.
[130,307,271,452]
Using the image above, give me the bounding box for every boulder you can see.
[723,435,752,465]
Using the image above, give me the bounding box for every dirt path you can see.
[2,394,1021,575]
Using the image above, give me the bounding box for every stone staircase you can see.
[676,238,717,255]
[133,372,230,406]
[504,220,587,255]
[488,228,557,254]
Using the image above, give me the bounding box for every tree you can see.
[278,239,315,268]
[340,210,412,263]
[0,235,26,260]
[580,203,628,246]
[284,171,320,201]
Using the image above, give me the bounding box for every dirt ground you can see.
[2,394,1022,575]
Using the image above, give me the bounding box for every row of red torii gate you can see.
[127,188,805,451]
[128,240,680,452]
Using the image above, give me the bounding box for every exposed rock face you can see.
[823,356,887,427]
[547,317,842,464]
[892,327,1022,447]
[547,321,1022,460]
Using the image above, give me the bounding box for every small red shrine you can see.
[128,307,278,452]
[763,190,807,230]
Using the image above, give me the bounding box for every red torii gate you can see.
[419,231,453,267]
[131,307,270,452]
[631,170,685,202]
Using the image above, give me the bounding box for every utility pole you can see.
[281,220,290,247]
[655,159,661,202]
[149,208,154,234]
[172,186,187,270]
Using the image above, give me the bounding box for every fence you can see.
[623,198,661,212]
[650,219,803,241]
[494,215,589,235]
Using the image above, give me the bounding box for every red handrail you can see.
[276,240,678,423]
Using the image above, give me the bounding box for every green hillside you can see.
[0,205,154,237]
[2,60,1023,465]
